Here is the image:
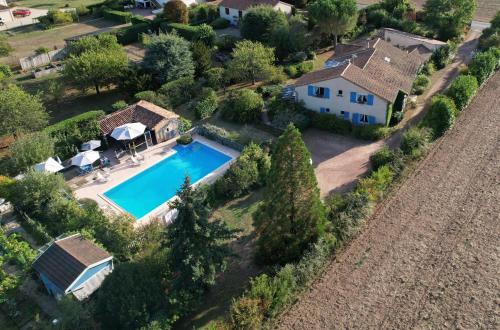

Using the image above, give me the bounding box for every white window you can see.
[337,90,343,96]
[360,114,369,123]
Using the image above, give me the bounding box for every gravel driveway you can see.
[277,72,500,329]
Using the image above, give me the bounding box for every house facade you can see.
[32,235,113,301]
[219,0,292,26]
[294,36,430,125]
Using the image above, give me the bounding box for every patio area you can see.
[70,135,239,226]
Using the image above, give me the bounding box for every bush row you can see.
[310,113,391,141]
[44,110,105,160]
[103,9,132,23]
[114,23,151,45]
[18,211,52,245]
[160,22,216,46]
[284,60,314,78]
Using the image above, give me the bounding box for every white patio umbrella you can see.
[33,157,64,173]
[81,140,101,151]
[110,123,146,141]
[71,150,100,167]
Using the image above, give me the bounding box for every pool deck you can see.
[72,135,240,227]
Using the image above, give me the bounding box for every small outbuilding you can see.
[219,0,293,26]
[99,100,180,147]
[32,234,113,301]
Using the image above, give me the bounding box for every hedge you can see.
[352,124,391,141]
[18,211,52,245]
[310,112,352,135]
[211,17,230,29]
[197,124,244,151]
[468,48,499,85]
[103,9,132,24]
[131,15,151,25]
[115,23,150,45]
[194,88,218,119]
[400,126,431,158]
[160,22,216,45]
[44,110,105,160]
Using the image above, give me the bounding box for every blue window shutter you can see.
[324,88,330,98]
[343,111,350,120]
[367,94,374,105]
[308,86,314,96]
[368,115,376,124]
[320,107,325,113]
[352,113,359,125]
[350,92,357,103]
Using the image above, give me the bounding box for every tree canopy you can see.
[424,0,476,40]
[9,132,55,174]
[308,0,358,46]
[240,5,288,43]
[0,84,48,137]
[166,177,238,301]
[63,34,128,94]
[143,33,195,85]
[254,124,327,264]
[226,40,276,84]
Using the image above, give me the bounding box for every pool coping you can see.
[97,135,239,227]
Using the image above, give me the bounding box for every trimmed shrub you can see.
[420,61,435,76]
[44,110,105,159]
[230,298,263,329]
[422,95,457,138]
[268,97,310,130]
[400,126,431,158]
[220,89,264,123]
[370,146,394,170]
[446,74,478,110]
[162,23,216,46]
[103,9,132,23]
[179,117,192,132]
[203,67,225,90]
[163,0,188,24]
[431,42,458,69]
[285,60,314,78]
[217,34,240,52]
[189,4,218,24]
[194,88,218,119]
[159,77,196,107]
[212,143,270,200]
[134,90,168,108]
[284,64,298,78]
[257,85,282,99]
[412,74,430,95]
[176,134,193,145]
[310,113,352,135]
[468,49,498,85]
[115,23,150,45]
[352,124,391,141]
[210,17,230,29]
[357,165,394,202]
[39,9,74,28]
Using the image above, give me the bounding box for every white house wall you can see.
[274,2,292,14]
[295,77,389,125]
[219,6,242,25]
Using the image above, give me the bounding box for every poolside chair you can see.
[78,164,93,176]
[129,156,141,166]
[102,167,111,178]
[95,172,109,183]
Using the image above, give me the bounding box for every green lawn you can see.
[13,0,104,10]
[177,190,264,329]
[14,73,124,123]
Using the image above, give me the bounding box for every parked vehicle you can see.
[12,9,31,17]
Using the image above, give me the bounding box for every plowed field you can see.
[277,72,500,329]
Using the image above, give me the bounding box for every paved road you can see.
[278,70,500,330]
[309,29,481,198]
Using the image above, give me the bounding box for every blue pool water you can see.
[104,142,232,219]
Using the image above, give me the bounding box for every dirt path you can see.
[310,29,480,198]
[277,72,500,329]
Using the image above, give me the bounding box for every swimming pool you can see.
[104,141,232,219]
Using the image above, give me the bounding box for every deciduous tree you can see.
[240,5,288,43]
[0,84,48,137]
[226,40,276,84]
[424,0,476,40]
[308,0,358,46]
[143,33,194,84]
[254,124,327,264]
[9,132,55,173]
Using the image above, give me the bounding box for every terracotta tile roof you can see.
[99,100,179,135]
[32,235,111,291]
[219,0,282,10]
[298,37,425,102]
[294,63,349,87]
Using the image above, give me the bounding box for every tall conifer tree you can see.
[255,124,327,264]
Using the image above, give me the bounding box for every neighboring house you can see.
[294,37,429,125]
[100,100,180,145]
[32,234,113,301]
[379,28,447,52]
[219,0,292,26]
